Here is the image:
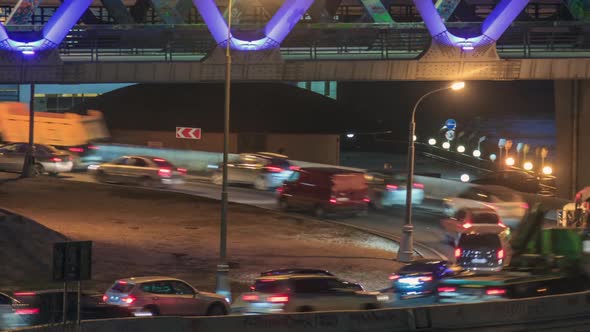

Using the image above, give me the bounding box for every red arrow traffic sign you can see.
[176,127,202,140]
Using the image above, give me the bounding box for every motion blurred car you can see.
[0,292,27,330]
[10,290,128,326]
[443,185,529,229]
[365,170,424,209]
[440,207,506,245]
[103,277,229,317]
[234,274,387,314]
[260,269,364,290]
[91,156,185,187]
[388,260,461,300]
[0,143,73,176]
[210,152,294,190]
[470,170,541,194]
[277,167,369,217]
[454,228,511,272]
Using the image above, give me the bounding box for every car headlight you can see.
[376,294,389,301]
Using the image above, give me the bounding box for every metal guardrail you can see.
[22,21,590,61]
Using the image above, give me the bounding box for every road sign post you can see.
[445,119,457,130]
[176,127,202,139]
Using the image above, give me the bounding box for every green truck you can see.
[438,205,590,303]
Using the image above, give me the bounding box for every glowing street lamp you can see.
[399,81,465,263]
[428,138,437,146]
[542,166,553,175]
[457,145,465,153]
[460,174,470,182]
[413,135,417,141]
[523,161,533,171]
[346,133,355,138]
[473,150,481,158]
[442,142,451,149]
[505,157,515,166]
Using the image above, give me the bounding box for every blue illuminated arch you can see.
[413,0,530,50]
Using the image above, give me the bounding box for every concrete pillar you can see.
[554,80,590,199]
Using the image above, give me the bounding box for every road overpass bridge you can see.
[0,0,587,202]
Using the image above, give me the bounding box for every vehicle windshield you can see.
[110,282,134,293]
[253,280,289,293]
[472,213,500,224]
[152,158,174,168]
[459,234,501,248]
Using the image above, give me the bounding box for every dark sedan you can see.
[389,260,461,300]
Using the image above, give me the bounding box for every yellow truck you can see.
[0,102,110,167]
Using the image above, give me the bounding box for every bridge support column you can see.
[554,80,590,199]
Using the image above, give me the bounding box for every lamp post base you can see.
[215,263,231,303]
[396,224,414,262]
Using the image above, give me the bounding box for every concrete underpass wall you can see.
[554,80,590,199]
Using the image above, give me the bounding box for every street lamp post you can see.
[216,0,233,301]
[397,81,465,263]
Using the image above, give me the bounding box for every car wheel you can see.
[297,306,314,312]
[206,303,227,316]
[253,176,268,191]
[363,303,379,310]
[313,205,325,218]
[211,172,222,185]
[48,172,59,177]
[278,198,289,211]
[33,163,45,177]
[144,305,160,316]
[96,170,107,183]
[139,176,155,188]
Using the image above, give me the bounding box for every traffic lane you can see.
[335,208,453,260]
[64,173,278,209]
[64,173,452,257]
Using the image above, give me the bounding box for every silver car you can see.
[0,143,73,176]
[103,277,229,317]
[0,292,27,330]
[92,155,185,187]
[211,152,293,190]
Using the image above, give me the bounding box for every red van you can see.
[277,167,369,217]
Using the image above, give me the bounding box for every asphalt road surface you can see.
[64,173,453,259]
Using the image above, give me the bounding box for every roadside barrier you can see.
[11,290,590,332]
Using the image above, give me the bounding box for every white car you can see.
[443,185,528,229]
[211,152,294,190]
[440,207,507,245]
[366,170,425,208]
[234,274,388,314]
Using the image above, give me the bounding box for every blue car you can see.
[389,260,461,300]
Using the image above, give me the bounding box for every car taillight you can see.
[68,147,84,153]
[15,308,40,315]
[265,165,283,173]
[437,287,456,293]
[363,197,370,203]
[388,274,400,280]
[486,288,506,295]
[497,249,504,260]
[121,296,136,304]
[13,292,36,296]
[88,145,99,150]
[413,183,424,189]
[462,222,472,229]
[520,203,529,209]
[242,294,259,301]
[498,222,507,228]
[177,168,187,175]
[454,248,462,258]
[102,294,108,302]
[329,196,337,204]
[419,276,433,282]
[289,165,300,171]
[276,186,284,194]
[267,295,289,303]
[386,184,398,191]
[50,157,62,162]
[158,168,172,177]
